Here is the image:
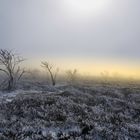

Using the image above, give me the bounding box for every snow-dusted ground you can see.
[0,84,140,140]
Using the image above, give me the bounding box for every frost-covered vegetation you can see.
[0,82,140,140]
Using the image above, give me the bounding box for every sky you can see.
[0,0,140,78]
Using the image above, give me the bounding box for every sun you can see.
[63,0,110,18]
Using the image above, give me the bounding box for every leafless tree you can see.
[41,61,59,86]
[0,49,25,91]
[66,69,77,85]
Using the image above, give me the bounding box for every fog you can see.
[0,0,140,78]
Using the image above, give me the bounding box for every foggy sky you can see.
[0,0,140,73]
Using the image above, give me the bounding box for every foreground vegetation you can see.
[0,83,140,140]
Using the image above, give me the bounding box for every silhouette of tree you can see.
[0,49,25,91]
[66,69,77,85]
[41,61,59,86]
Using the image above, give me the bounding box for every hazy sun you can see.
[63,0,110,18]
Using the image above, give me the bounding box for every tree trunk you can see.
[7,75,14,91]
[49,70,56,86]
[52,79,55,86]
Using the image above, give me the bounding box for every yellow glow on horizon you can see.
[24,58,140,80]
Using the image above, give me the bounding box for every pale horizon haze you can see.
[0,0,140,79]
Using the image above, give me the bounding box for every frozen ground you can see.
[0,83,140,140]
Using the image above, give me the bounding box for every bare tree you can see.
[0,49,25,91]
[41,61,59,86]
[66,69,77,85]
